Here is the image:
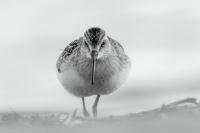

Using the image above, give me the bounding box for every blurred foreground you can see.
[1,97,200,133]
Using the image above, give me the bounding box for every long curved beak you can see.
[91,50,98,85]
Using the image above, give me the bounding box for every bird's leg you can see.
[92,95,100,117]
[82,97,90,117]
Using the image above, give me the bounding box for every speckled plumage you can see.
[57,37,130,95]
[56,27,131,117]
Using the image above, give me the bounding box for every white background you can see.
[0,0,200,116]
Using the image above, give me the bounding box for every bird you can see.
[56,27,131,117]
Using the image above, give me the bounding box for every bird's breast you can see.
[77,57,119,85]
[57,56,131,97]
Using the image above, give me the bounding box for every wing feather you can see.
[108,36,125,55]
[56,38,82,73]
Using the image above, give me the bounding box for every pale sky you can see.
[0,0,200,115]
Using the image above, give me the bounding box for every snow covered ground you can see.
[1,98,200,133]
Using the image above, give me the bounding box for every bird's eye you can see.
[101,41,105,48]
[84,42,89,48]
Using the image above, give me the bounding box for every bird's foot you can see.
[92,106,97,117]
[83,109,90,117]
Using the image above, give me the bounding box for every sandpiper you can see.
[56,27,131,117]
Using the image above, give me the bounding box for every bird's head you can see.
[82,27,112,59]
[81,27,112,85]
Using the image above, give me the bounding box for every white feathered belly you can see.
[57,59,131,97]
